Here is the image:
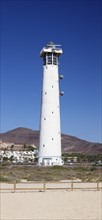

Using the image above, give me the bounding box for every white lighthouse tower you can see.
[38,42,64,166]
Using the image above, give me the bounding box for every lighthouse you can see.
[38,42,64,166]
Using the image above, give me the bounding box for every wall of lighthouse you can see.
[39,64,61,157]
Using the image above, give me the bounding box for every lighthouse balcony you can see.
[40,48,63,57]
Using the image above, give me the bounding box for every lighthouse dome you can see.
[47,41,55,45]
[47,41,55,48]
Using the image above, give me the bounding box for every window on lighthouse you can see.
[47,53,52,64]
[53,53,58,65]
[43,53,58,65]
[43,55,46,65]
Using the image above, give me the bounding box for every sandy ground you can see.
[0,183,102,220]
[0,191,102,220]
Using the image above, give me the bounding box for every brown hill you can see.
[0,127,102,154]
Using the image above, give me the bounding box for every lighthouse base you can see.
[38,156,64,166]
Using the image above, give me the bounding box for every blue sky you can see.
[0,0,101,143]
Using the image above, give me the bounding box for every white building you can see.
[38,42,64,166]
[0,150,36,163]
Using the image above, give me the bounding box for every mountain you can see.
[0,127,102,154]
